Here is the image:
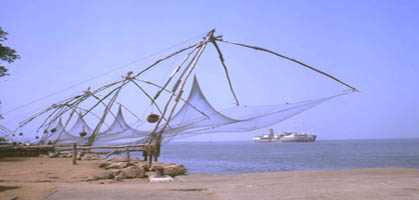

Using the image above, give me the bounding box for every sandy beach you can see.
[1,157,419,200]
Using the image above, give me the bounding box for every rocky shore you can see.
[44,152,187,180]
[1,156,419,200]
[0,154,187,200]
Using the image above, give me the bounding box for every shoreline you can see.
[1,157,419,200]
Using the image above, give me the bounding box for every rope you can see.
[2,32,207,116]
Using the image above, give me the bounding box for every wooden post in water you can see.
[72,143,77,165]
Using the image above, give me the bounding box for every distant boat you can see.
[253,129,316,143]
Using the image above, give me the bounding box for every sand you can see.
[1,157,419,200]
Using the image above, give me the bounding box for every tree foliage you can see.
[0,26,20,119]
[0,26,20,77]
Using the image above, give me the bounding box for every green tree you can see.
[0,26,20,119]
[0,27,20,77]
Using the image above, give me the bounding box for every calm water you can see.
[152,139,419,174]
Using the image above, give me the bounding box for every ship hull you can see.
[279,138,316,142]
[253,132,316,143]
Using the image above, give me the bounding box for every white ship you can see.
[253,129,316,143]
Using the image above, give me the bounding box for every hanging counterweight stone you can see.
[147,114,160,123]
[51,128,57,133]
[79,131,87,137]
[19,132,23,136]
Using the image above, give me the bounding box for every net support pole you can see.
[148,145,153,169]
[125,148,130,162]
[152,29,215,162]
[72,143,77,165]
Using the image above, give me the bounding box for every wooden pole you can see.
[105,149,117,159]
[72,143,77,165]
[152,29,215,161]
[216,38,359,92]
[125,148,130,162]
[55,144,146,151]
[143,149,148,161]
[211,39,240,105]
[148,145,153,168]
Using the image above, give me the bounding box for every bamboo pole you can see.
[145,41,204,145]
[152,42,201,101]
[210,39,240,105]
[217,38,359,92]
[105,149,117,158]
[87,79,128,145]
[151,29,215,161]
[55,144,146,151]
[128,79,164,116]
[132,42,201,79]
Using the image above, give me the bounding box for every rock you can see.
[76,152,84,160]
[163,164,187,176]
[153,162,176,167]
[145,171,155,178]
[82,153,101,160]
[90,169,121,180]
[112,156,130,162]
[129,157,143,162]
[119,166,145,179]
[39,154,49,158]
[48,152,59,158]
[135,162,149,171]
[105,162,133,170]
[96,161,111,168]
[58,154,65,158]
[58,152,72,158]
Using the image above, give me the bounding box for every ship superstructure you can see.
[253,129,316,143]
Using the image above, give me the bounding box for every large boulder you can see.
[63,152,72,158]
[163,164,187,176]
[96,161,112,168]
[110,156,130,162]
[145,171,155,178]
[48,152,59,158]
[118,166,145,179]
[135,162,149,171]
[91,169,121,180]
[153,162,176,167]
[105,162,133,170]
[82,153,101,160]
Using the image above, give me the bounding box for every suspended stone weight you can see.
[147,114,160,123]
[43,130,48,134]
[51,128,57,133]
[19,132,23,136]
[79,131,87,137]
[35,136,39,139]
[12,134,15,137]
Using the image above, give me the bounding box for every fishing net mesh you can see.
[39,77,345,145]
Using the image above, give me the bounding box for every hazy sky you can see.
[0,0,418,141]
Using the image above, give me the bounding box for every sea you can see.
[153,139,419,174]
